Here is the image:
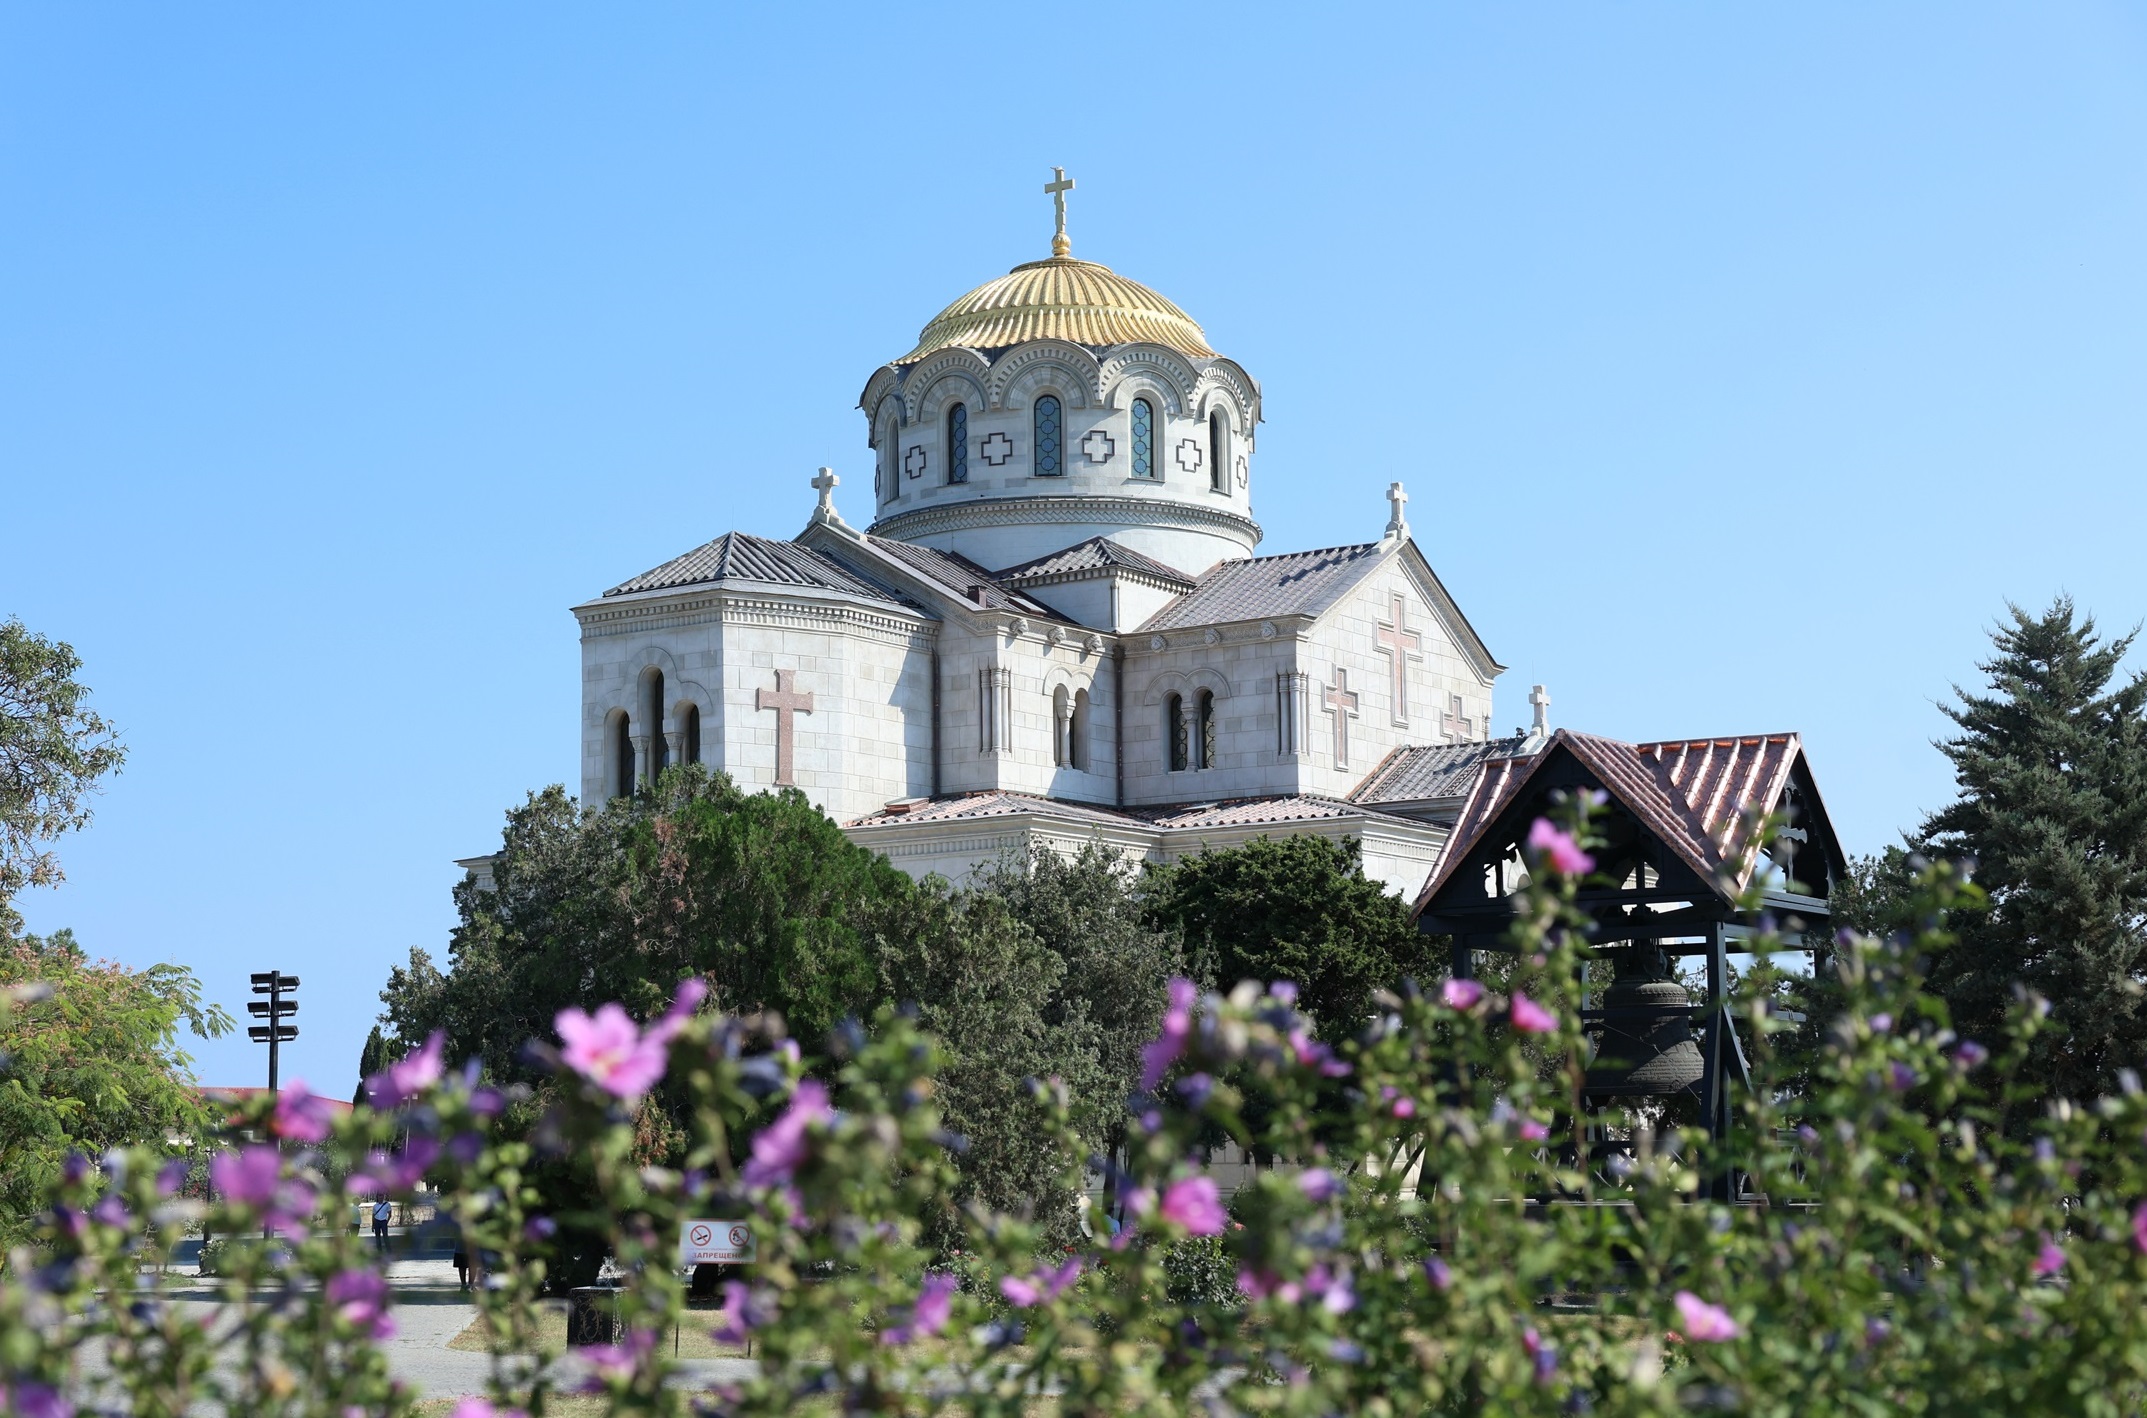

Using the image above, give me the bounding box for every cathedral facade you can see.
[570,187,1543,895]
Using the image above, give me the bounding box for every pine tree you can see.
[1920,598,2147,1100]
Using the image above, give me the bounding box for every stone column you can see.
[630,733,652,786]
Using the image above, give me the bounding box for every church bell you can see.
[1583,946,1705,1098]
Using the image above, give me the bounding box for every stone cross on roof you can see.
[1323,669,1360,770]
[1046,166,1075,258]
[756,669,815,786]
[1374,593,1422,724]
[810,467,843,526]
[1385,481,1409,540]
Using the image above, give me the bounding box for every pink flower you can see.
[556,1003,669,1100]
[1522,1325,1557,1383]
[2133,1203,2147,1255]
[1289,1029,1353,1078]
[2033,1235,2066,1278]
[1441,978,1484,1011]
[1673,1291,1741,1342]
[1511,992,1557,1034]
[326,1267,395,1340]
[742,1079,833,1188]
[272,1082,337,1143]
[364,1032,445,1109]
[1527,818,1595,876]
[1158,1176,1226,1236]
[449,1402,528,1418]
[1000,1257,1083,1308]
[1140,978,1199,1091]
[645,977,709,1047]
[881,1272,958,1345]
[211,1145,318,1231]
[347,1136,441,1197]
[1519,1120,1550,1142]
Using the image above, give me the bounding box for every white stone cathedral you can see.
[570,178,1549,896]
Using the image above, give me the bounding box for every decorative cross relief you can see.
[980,431,1014,466]
[1375,593,1423,725]
[755,669,815,786]
[1175,438,1203,475]
[1322,670,1361,771]
[903,445,928,479]
[1236,455,1249,489]
[1081,428,1115,464]
[1439,693,1474,743]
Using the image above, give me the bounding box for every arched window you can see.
[1167,694,1188,772]
[1071,688,1091,770]
[641,668,668,778]
[1195,690,1216,770]
[880,416,899,503]
[611,711,633,800]
[1034,396,1063,476]
[1208,411,1227,493]
[1131,398,1155,479]
[682,702,701,766]
[1052,686,1071,767]
[947,404,968,484]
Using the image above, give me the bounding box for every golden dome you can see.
[898,256,1215,364]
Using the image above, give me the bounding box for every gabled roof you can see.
[1139,542,1388,631]
[1413,729,1842,914]
[995,536,1197,590]
[857,537,1074,621]
[844,791,1431,834]
[1351,736,1532,808]
[604,531,912,605]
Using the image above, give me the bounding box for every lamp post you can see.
[247,972,300,1093]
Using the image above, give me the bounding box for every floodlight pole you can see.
[248,971,301,1095]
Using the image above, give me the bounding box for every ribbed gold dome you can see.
[898,256,1214,364]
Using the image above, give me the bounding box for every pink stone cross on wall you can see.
[1322,669,1360,771]
[756,669,815,786]
[1374,593,1422,724]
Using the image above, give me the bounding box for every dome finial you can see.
[1045,166,1075,258]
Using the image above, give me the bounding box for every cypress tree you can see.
[1920,598,2147,1099]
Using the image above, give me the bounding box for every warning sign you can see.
[679,1219,755,1266]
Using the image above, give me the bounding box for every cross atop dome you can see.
[1045,166,1075,258]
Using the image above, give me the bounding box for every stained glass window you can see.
[1035,396,1063,476]
[1132,398,1154,478]
[947,404,968,484]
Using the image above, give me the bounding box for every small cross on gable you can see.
[1322,669,1361,770]
[1439,693,1474,743]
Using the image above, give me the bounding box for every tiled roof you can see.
[995,536,1196,589]
[1350,736,1532,807]
[605,531,911,605]
[1140,542,1390,631]
[1415,729,1811,911]
[862,538,1074,620]
[846,791,1427,834]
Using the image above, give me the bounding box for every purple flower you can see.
[450,1403,528,1418]
[89,1194,129,1229]
[581,1327,657,1384]
[1270,981,1299,1006]
[364,1033,445,1110]
[556,1003,669,1100]
[156,1159,188,1197]
[1000,1257,1083,1308]
[2134,1203,2147,1255]
[1289,1030,1352,1078]
[469,1086,506,1117]
[1140,978,1199,1092]
[2032,1235,2066,1279]
[1887,1061,1918,1093]
[1441,978,1484,1011]
[1305,1263,1354,1314]
[0,1383,71,1418]
[1673,1291,1741,1342]
[272,1082,337,1143]
[1522,1325,1557,1383]
[742,1079,833,1189]
[1175,1072,1214,1106]
[645,977,709,1047]
[711,1280,774,1344]
[1953,1040,1989,1069]
[446,1131,484,1166]
[1297,1167,1343,1203]
[1869,1013,1893,1034]
[881,1272,958,1346]
[1424,1257,1452,1290]
[1519,1120,1550,1143]
[1527,818,1594,876]
[1158,1177,1226,1236]
[1511,992,1557,1035]
[524,1216,558,1243]
[326,1268,396,1340]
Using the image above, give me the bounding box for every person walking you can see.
[452,1232,471,1292]
[371,1199,392,1256]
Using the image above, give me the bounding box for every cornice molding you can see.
[574,587,936,649]
[867,495,1261,548]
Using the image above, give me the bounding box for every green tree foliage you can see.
[0,617,125,934]
[1918,598,2147,1098]
[0,929,231,1250]
[1139,834,1427,1041]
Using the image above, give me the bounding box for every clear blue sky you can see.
[6,4,2145,1092]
